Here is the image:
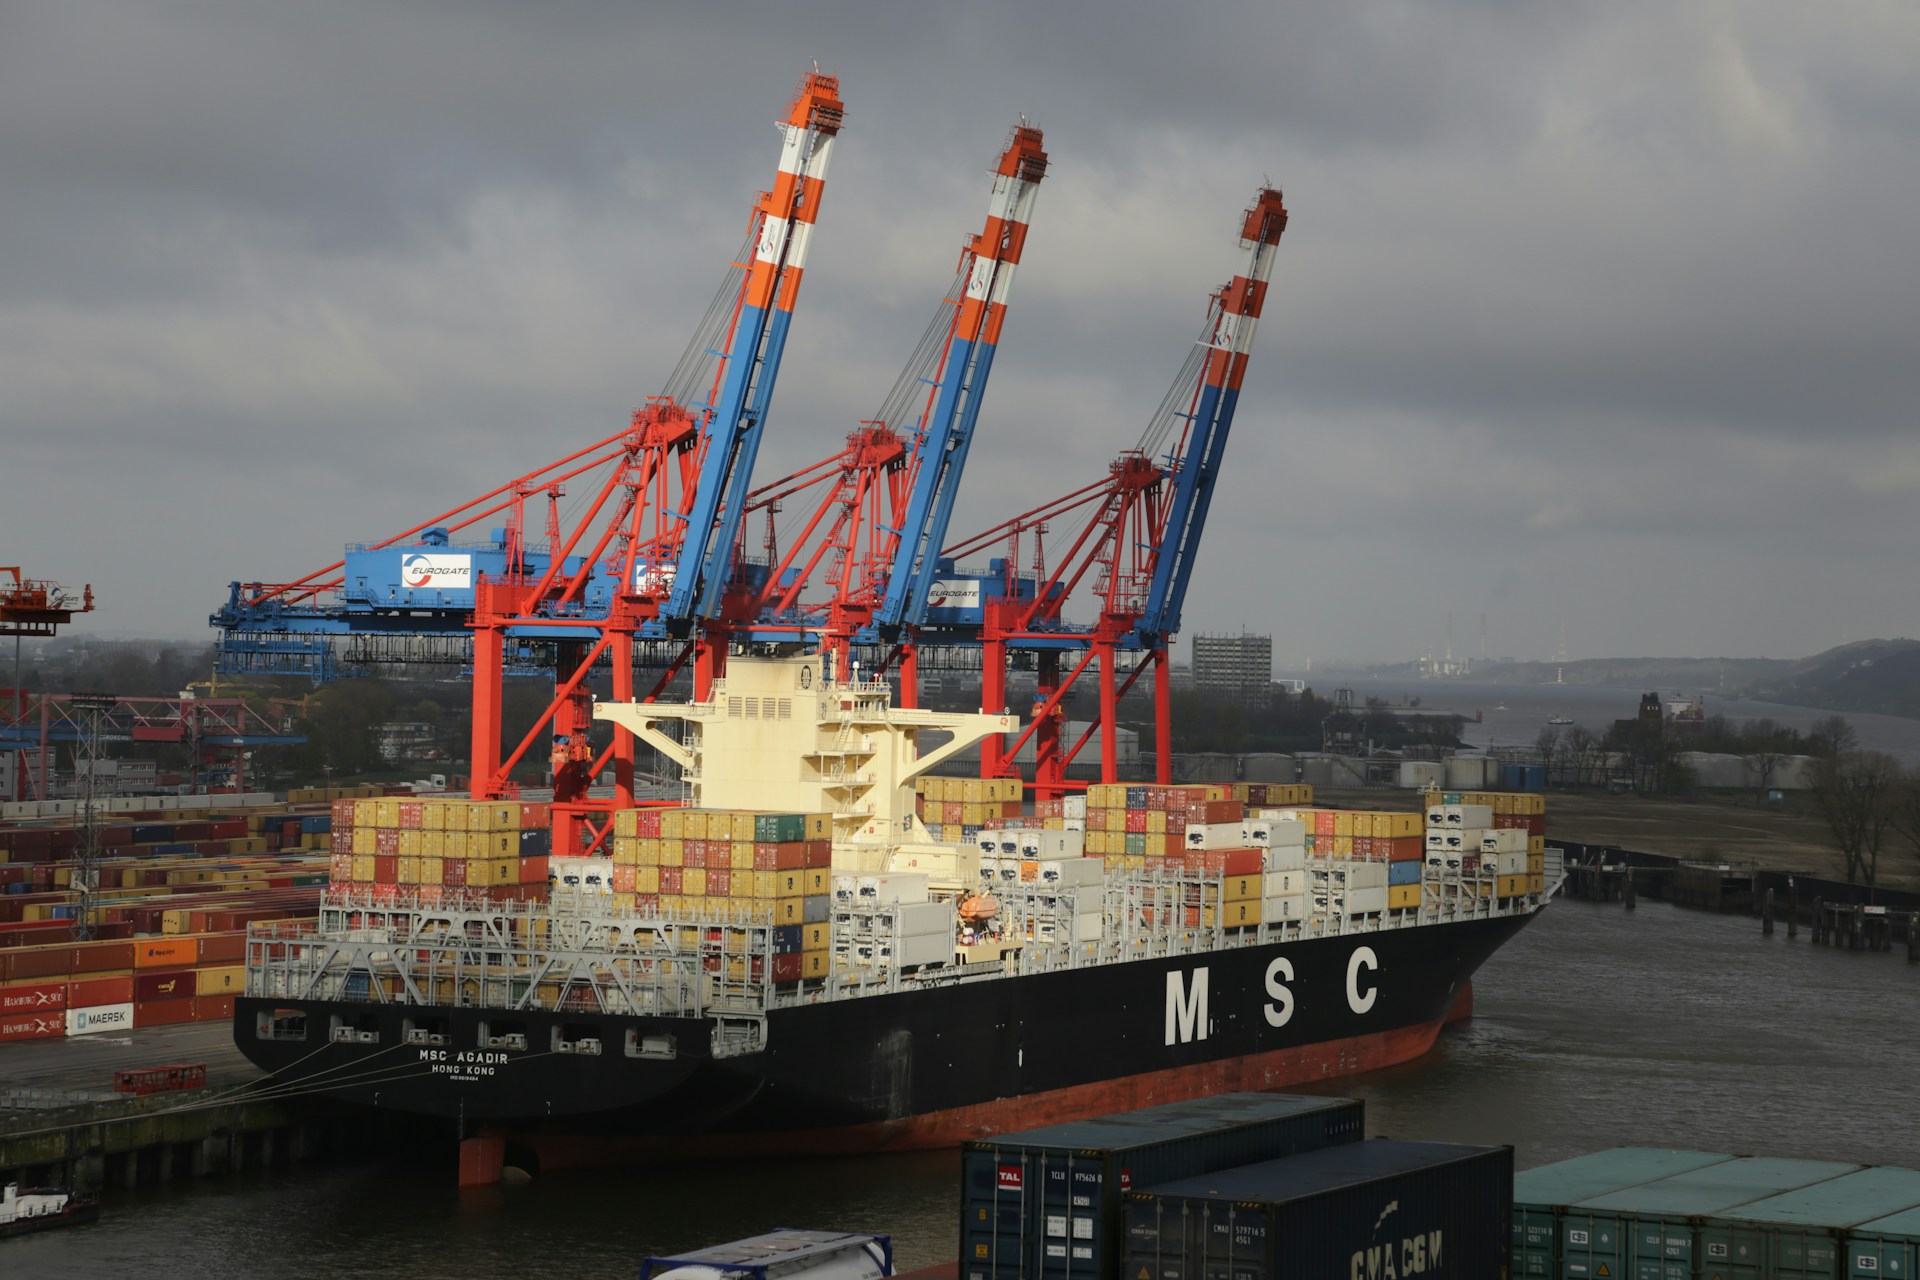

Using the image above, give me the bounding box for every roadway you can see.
[0,1021,259,1100]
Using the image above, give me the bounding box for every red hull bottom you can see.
[489,1003,1470,1181]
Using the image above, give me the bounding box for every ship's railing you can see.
[252,863,1553,1018]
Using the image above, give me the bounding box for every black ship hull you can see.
[235,908,1536,1157]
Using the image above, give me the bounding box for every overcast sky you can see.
[5,1,1918,668]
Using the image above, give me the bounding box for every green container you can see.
[1845,1204,1920,1279]
[1562,1158,1860,1280]
[1705,1167,1920,1279]
[1125,832,1147,856]
[753,812,807,843]
[1515,1150,1736,1278]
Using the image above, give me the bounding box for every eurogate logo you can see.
[401,554,473,590]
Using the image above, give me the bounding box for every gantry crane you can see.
[931,187,1289,794]
[720,122,1047,693]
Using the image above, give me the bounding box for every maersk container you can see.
[1123,1139,1512,1280]
[1703,1166,1920,1279]
[959,1092,1363,1280]
[1511,1148,1735,1277]
[639,1229,892,1280]
[1559,1156,1860,1280]
[1848,1203,1920,1278]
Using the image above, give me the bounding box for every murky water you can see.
[12,897,1916,1276]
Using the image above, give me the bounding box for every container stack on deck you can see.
[1421,789,1548,911]
[0,793,366,1042]
[327,795,552,902]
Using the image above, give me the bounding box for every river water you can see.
[14,897,1919,1277]
[1326,677,1920,766]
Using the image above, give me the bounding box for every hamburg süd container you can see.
[959,1092,1363,1280]
[1512,1148,1737,1276]
[1558,1156,1860,1279]
[1123,1139,1513,1280]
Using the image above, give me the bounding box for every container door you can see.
[1561,1214,1625,1279]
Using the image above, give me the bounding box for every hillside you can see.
[1747,638,1920,718]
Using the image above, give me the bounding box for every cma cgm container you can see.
[1849,1204,1920,1278]
[959,1092,1363,1280]
[1512,1148,1737,1276]
[1124,1139,1512,1280]
[1558,1157,1861,1279]
[1702,1166,1920,1278]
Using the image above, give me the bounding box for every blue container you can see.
[132,825,172,844]
[518,829,551,858]
[1500,763,1525,791]
[771,924,803,955]
[1388,860,1421,886]
[962,1093,1363,1280]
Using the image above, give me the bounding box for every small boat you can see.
[1494,702,1509,712]
[1546,716,1573,726]
[1,1182,99,1237]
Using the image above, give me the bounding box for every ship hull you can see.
[235,908,1534,1149]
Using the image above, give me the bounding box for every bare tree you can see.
[1562,725,1597,787]
[1809,749,1902,886]
[1533,725,1561,781]
[1742,746,1787,803]
[1806,714,1858,759]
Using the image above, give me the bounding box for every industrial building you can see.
[1190,632,1273,702]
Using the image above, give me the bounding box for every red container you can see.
[69,974,134,1007]
[805,840,832,868]
[658,867,683,895]
[610,865,637,893]
[135,969,196,1002]
[443,860,467,887]
[518,856,548,885]
[133,998,197,1027]
[3,945,72,982]
[0,1010,65,1041]
[374,855,398,883]
[518,802,549,830]
[754,842,805,871]
[766,953,803,984]
[197,994,236,1020]
[632,809,661,838]
[397,801,423,829]
[707,869,732,897]
[706,843,731,870]
[0,980,67,1014]
[1389,837,1423,862]
[374,828,400,854]
[197,932,246,964]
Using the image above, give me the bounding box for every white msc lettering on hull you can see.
[1263,956,1294,1027]
[1165,967,1209,1045]
[1351,1229,1442,1278]
[1347,945,1379,1014]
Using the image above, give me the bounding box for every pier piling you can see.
[1763,888,1774,936]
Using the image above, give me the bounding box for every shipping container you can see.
[1702,1166,1920,1278]
[1848,1204,1920,1279]
[1513,1149,1737,1276]
[1560,1157,1860,1279]
[959,1092,1363,1280]
[1124,1139,1513,1280]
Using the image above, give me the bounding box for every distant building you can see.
[1190,632,1273,702]
[376,721,441,764]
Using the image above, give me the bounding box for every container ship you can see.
[234,652,1556,1177]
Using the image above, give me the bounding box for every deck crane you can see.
[933,187,1288,795]
[661,73,844,697]
[726,123,1047,693]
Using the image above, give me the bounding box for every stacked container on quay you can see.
[235,653,1560,1174]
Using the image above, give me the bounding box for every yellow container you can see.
[1496,873,1528,899]
[1223,874,1260,903]
[420,857,443,886]
[614,809,640,839]
[659,840,683,868]
[351,855,375,881]
[196,965,246,996]
[1527,852,1545,875]
[802,922,829,950]
[395,829,421,856]
[1388,884,1421,910]
[1528,835,1546,853]
[611,836,638,865]
[805,813,830,841]
[803,868,828,896]
[396,856,419,883]
[802,951,830,980]
[683,868,707,898]
[1527,873,1544,895]
[635,866,659,894]
[731,841,754,870]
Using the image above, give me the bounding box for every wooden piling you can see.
[1787,881,1798,940]
[1763,888,1774,936]
[1624,867,1637,911]
[1909,912,1918,963]
[1813,898,1824,945]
